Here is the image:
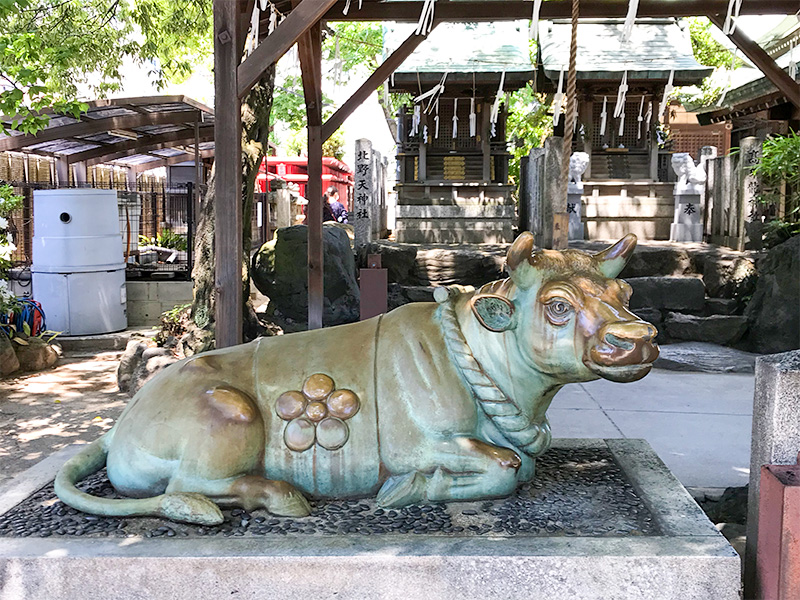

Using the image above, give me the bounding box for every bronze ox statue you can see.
[56,233,658,524]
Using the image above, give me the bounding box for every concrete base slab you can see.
[57,327,158,352]
[0,439,740,600]
[656,342,757,373]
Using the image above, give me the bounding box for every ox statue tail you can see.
[54,437,224,525]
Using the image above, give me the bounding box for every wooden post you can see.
[213,0,243,348]
[299,22,324,330]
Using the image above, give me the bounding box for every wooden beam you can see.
[131,149,215,173]
[325,0,799,21]
[299,21,325,330]
[708,14,800,111]
[0,110,201,152]
[70,126,214,166]
[237,0,338,99]
[214,0,243,348]
[322,24,438,141]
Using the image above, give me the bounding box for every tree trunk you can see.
[377,83,398,141]
[182,68,276,355]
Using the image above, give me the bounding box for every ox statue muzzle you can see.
[586,319,659,383]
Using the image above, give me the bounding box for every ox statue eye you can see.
[546,298,574,325]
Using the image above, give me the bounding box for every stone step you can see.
[396,205,515,219]
[395,228,512,245]
[664,313,749,346]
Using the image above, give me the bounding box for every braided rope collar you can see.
[438,298,552,458]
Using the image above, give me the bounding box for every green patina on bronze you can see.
[54,233,659,525]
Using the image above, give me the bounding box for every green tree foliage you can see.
[0,0,139,134]
[752,131,800,246]
[506,86,553,192]
[686,18,738,69]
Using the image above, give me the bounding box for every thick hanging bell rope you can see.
[560,0,579,212]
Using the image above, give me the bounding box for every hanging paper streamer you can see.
[529,0,543,40]
[717,50,738,107]
[412,105,421,137]
[434,99,440,139]
[552,66,565,127]
[268,4,277,33]
[452,98,459,138]
[613,70,628,118]
[618,107,626,137]
[573,103,579,133]
[333,38,342,87]
[423,124,429,143]
[343,0,352,15]
[658,69,674,120]
[415,0,436,36]
[621,0,639,43]
[644,100,653,137]
[245,3,260,56]
[789,39,797,80]
[469,97,477,137]
[599,96,608,136]
[259,0,268,10]
[490,70,506,126]
[722,0,743,35]
[636,95,645,139]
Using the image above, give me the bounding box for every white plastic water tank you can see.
[32,189,127,335]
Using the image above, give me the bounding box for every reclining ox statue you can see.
[56,232,659,525]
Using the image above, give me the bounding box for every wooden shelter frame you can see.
[213,0,799,347]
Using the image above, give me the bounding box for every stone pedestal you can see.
[745,351,800,597]
[670,192,703,242]
[0,439,740,600]
[567,183,584,240]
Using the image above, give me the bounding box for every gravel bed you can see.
[0,448,658,539]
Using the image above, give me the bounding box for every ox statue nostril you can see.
[605,333,635,351]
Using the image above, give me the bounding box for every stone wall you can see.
[126,281,193,327]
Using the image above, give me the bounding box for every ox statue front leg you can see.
[376,438,521,507]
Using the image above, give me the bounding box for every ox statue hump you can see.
[55,233,659,525]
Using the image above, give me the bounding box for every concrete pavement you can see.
[550,369,754,489]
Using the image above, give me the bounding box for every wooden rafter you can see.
[321,23,439,141]
[71,126,214,166]
[708,14,800,111]
[237,0,338,99]
[0,111,201,152]
[131,149,215,173]
[324,0,800,21]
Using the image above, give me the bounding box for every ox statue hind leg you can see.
[56,383,310,525]
[376,437,521,507]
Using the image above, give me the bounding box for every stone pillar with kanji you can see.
[740,136,763,251]
[670,152,705,242]
[354,139,373,247]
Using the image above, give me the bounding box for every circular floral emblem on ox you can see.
[275,373,360,452]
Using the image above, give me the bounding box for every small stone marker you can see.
[745,350,800,597]
[354,139,373,247]
[740,136,763,250]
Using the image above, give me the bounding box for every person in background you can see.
[326,186,348,224]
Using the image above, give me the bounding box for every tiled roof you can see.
[538,18,712,84]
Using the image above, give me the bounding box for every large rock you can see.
[413,246,506,287]
[357,241,418,284]
[627,277,706,311]
[14,337,59,371]
[117,340,178,396]
[664,313,748,346]
[702,255,757,299]
[251,224,360,326]
[387,284,436,311]
[0,333,20,376]
[744,235,800,354]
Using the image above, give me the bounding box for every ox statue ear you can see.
[506,232,538,289]
[594,234,637,279]
[471,295,516,332]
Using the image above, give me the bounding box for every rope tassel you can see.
[723,0,743,35]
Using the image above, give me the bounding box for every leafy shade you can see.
[506,84,553,194]
[752,131,800,230]
[686,18,739,69]
[0,0,139,135]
